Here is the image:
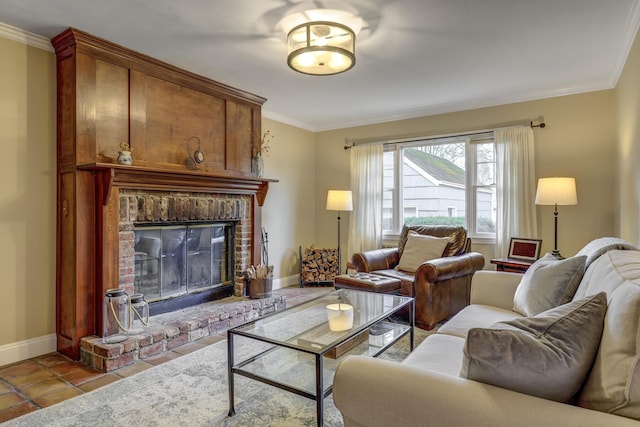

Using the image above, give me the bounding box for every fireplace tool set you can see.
[243,228,273,299]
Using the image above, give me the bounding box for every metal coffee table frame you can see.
[227,289,414,426]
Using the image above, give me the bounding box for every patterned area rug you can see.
[5,328,434,427]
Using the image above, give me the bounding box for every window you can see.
[382,134,496,241]
[404,206,419,218]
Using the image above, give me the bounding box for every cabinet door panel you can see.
[130,71,225,170]
[226,101,253,174]
[95,59,129,163]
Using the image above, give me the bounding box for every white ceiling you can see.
[1,0,639,131]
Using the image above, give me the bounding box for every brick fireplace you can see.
[118,189,253,307]
[73,178,275,372]
[55,162,272,360]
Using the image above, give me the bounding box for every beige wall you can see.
[260,118,317,282]
[616,28,640,245]
[314,91,617,264]
[0,36,56,347]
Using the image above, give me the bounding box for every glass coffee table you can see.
[227,288,414,426]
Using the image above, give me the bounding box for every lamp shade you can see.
[326,190,353,211]
[287,21,355,75]
[535,177,578,206]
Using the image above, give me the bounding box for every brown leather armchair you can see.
[351,225,485,330]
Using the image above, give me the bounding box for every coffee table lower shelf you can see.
[227,290,414,427]
[230,321,409,398]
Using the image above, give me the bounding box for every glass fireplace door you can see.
[134,222,234,302]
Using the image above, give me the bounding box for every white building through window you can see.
[404,206,419,218]
[382,134,496,242]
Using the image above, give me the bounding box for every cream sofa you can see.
[333,240,640,427]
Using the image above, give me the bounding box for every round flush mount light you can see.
[287,20,356,75]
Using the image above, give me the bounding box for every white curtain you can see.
[348,144,384,256]
[495,126,537,258]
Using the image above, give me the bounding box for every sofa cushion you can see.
[575,251,640,420]
[573,250,639,300]
[575,237,637,270]
[396,231,449,273]
[403,334,465,377]
[512,253,586,316]
[460,292,607,403]
[437,304,522,339]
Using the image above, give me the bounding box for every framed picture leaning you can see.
[508,238,542,261]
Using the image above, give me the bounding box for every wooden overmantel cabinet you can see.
[51,28,271,359]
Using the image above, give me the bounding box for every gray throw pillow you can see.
[513,253,586,316]
[460,292,607,402]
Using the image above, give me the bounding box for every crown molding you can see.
[262,108,317,132]
[266,80,615,133]
[609,0,640,86]
[0,22,53,51]
[321,83,615,131]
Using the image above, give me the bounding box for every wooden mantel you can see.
[52,28,273,359]
[79,163,275,207]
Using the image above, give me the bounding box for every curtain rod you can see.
[343,120,546,150]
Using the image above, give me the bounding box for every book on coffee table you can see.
[296,324,369,359]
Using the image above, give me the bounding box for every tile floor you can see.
[0,285,332,423]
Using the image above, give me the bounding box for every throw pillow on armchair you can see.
[396,231,450,273]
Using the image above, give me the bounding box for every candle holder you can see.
[326,303,354,331]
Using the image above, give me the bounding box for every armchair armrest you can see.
[470,270,522,310]
[415,252,485,282]
[412,252,485,329]
[333,356,638,427]
[351,248,399,272]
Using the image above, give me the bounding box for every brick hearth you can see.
[80,294,286,372]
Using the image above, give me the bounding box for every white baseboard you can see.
[0,334,57,367]
[272,274,301,290]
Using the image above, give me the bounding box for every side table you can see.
[490,258,535,273]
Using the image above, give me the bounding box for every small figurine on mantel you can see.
[252,130,273,178]
[117,142,133,165]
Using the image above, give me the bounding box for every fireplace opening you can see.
[133,221,236,315]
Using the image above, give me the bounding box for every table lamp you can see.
[535,177,577,259]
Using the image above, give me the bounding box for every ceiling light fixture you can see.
[287,21,355,75]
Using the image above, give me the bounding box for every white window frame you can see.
[382,134,496,245]
[467,136,496,244]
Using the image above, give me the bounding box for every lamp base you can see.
[551,250,564,260]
